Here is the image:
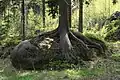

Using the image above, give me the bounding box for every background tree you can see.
[42,0,45,27]
[78,0,83,32]
[21,0,26,40]
[68,0,72,28]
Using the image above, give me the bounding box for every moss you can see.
[104,20,120,41]
[105,27,118,41]
[111,53,120,61]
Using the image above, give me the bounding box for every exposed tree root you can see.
[69,31,89,51]
[10,28,107,70]
[71,31,104,53]
[30,28,58,43]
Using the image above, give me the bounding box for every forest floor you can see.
[0,42,120,80]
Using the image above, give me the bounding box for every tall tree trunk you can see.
[21,0,25,40]
[78,0,83,33]
[42,0,45,27]
[25,5,28,37]
[68,0,71,28]
[58,0,72,52]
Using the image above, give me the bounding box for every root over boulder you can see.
[10,29,107,70]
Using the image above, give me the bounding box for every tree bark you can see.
[58,0,72,52]
[42,0,45,27]
[68,0,71,28]
[78,0,83,33]
[21,0,25,40]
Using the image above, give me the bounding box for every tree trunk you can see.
[25,5,28,37]
[78,0,83,33]
[58,0,72,52]
[21,0,25,40]
[42,0,45,27]
[68,0,71,28]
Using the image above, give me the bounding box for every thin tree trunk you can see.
[25,5,28,37]
[42,0,45,27]
[68,0,71,28]
[21,0,25,40]
[78,0,83,33]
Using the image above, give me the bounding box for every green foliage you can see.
[0,0,59,47]
[84,0,120,28]
[65,68,104,79]
[0,6,21,47]
[28,1,41,15]
[112,53,120,61]
[43,60,77,70]
[104,20,120,41]
[83,19,120,42]
[18,74,35,80]
[0,0,120,47]
[27,8,58,34]
[46,0,58,18]
[1,36,21,47]
[83,26,105,41]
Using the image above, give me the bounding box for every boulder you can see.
[10,40,43,69]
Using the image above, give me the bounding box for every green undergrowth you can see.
[112,53,120,61]
[0,63,105,80]
[0,40,120,80]
[110,41,120,61]
[0,56,120,80]
[104,20,120,41]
